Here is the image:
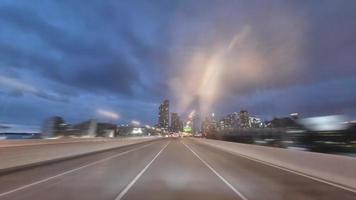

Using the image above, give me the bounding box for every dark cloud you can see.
[67,63,140,95]
[0,0,355,125]
[0,3,144,97]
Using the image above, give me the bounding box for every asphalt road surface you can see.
[0,138,355,200]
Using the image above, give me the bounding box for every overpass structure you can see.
[0,137,355,200]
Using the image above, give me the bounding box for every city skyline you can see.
[0,1,356,125]
[1,2,356,200]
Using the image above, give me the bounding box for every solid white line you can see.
[182,141,249,200]
[0,141,159,198]
[115,141,170,200]
[204,143,356,194]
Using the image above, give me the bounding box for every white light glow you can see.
[132,128,143,134]
[300,115,349,131]
[97,109,119,119]
[131,120,140,126]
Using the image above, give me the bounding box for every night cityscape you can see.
[1,1,356,200]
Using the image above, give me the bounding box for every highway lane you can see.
[0,138,356,200]
[183,139,356,200]
[120,139,243,200]
[0,139,167,200]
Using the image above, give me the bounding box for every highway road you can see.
[0,138,355,200]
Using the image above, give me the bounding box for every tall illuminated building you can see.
[158,99,169,130]
[171,112,180,132]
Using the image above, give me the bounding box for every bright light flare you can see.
[188,110,196,119]
[300,115,350,131]
[132,128,143,134]
[169,11,304,116]
[131,120,140,126]
[97,109,119,120]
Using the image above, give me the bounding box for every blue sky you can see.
[0,0,356,125]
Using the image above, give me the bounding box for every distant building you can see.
[216,112,263,130]
[192,113,200,134]
[239,110,250,128]
[218,112,239,130]
[171,113,181,132]
[290,113,299,120]
[158,99,169,130]
[117,125,133,136]
[179,120,184,132]
[42,116,69,137]
[117,125,151,137]
[226,112,239,128]
[270,117,297,128]
[218,119,226,130]
[249,117,263,128]
[42,117,119,138]
[96,122,117,137]
[69,119,98,137]
[202,113,218,134]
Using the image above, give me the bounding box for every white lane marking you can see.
[0,141,160,198]
[115,141,170,200]
[200,142,356,194]
[182,141,249,200]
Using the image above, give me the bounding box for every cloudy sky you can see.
[0,0,356,125]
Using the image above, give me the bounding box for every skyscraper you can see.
[158,99,169,130]
[171,112,180,132]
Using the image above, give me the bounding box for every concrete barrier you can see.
[191,138,356,190]
[0,136,157,147]
[0,137,160,173]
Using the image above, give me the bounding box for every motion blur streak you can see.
[0,75,65,102]
[96,109,120,120]
[170,8,304,116]
[0,76,37,94]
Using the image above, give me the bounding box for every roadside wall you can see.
[0,137,159,172]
